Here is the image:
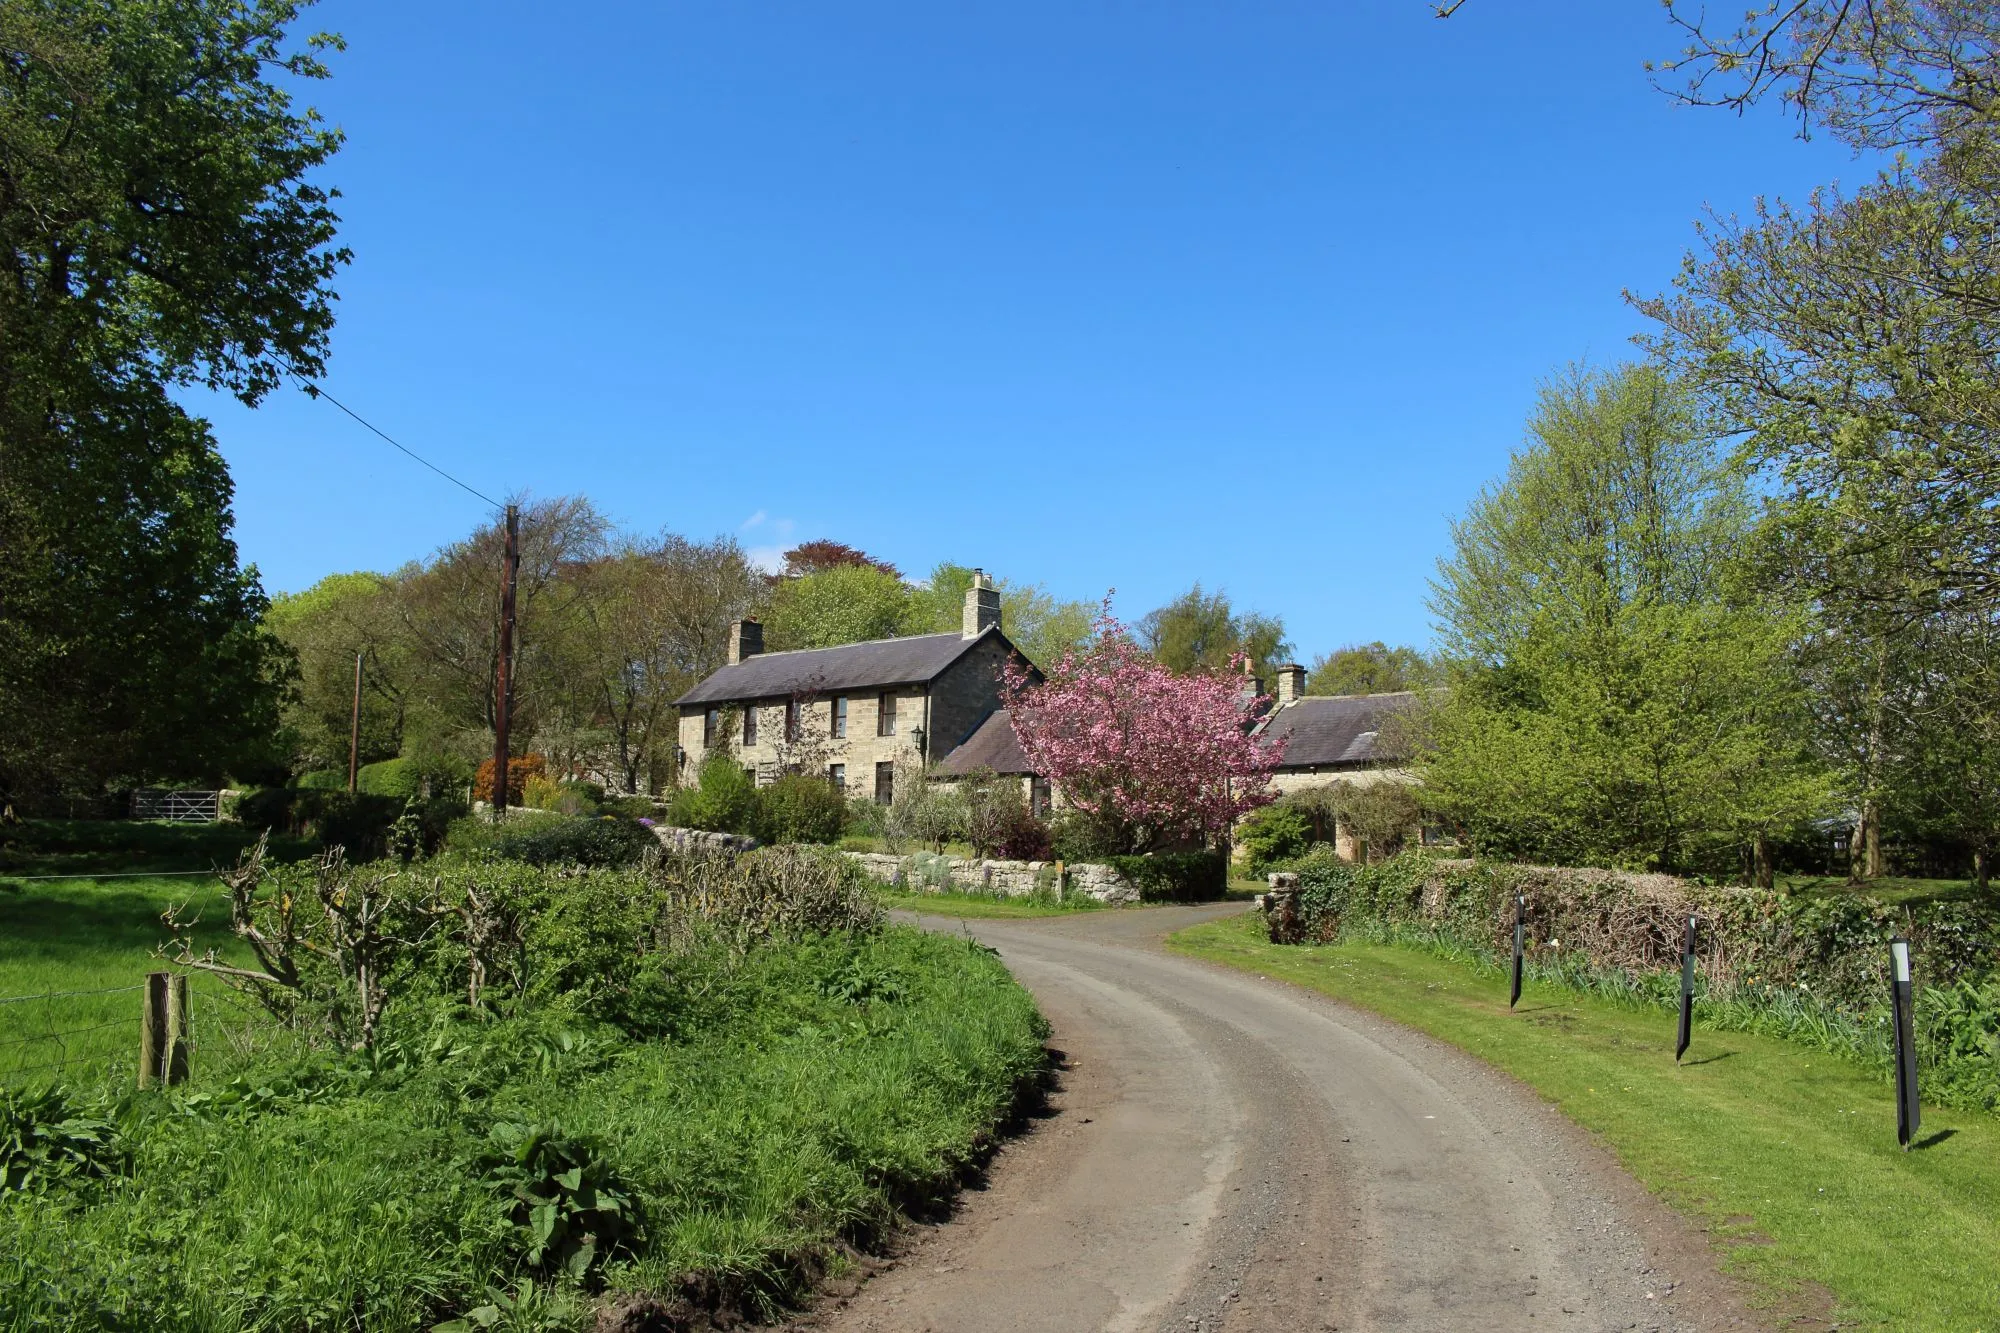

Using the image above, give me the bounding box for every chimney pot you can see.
[1275,663,1306,705]
[963,569,1001,638]
[728,618,763,665]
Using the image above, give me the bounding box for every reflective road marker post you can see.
[1890,937,1920,1150]
[1509,895,1526,1009]
[1675,916,1697,1063]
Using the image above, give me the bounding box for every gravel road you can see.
[796,904,1763,1333]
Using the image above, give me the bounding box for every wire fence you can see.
[0,974,279,1090]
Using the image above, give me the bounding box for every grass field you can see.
[1171,912,2000,1331]
[0,874,259,1086]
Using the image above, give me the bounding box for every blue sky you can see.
[198,0,1865,661]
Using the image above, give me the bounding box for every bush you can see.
[666,750,762,837]
[1048,809,1123,863]
[474,754,548,806]
[599,794,659,820]
[356,758,422,799]
[1237,803,1312,875]
[1103,850,1227,902]
[491,816,657,868]
[960,770,1051,860]
[295,768,346,791]
[758,773,847,845]
[233,788,410,860]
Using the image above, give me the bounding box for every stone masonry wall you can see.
[844,850,1139,905]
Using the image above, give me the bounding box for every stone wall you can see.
[637,825,1142,906]
[648,824,760,856]
[844,850,1139,906]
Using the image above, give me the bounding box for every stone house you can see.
[1250,664,1422,858]
[673,572,1036,801]
[934,708,1053,815]
[1254,665,1419,796]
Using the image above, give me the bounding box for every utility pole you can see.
[492,503,520,821]
[347,651,363,794]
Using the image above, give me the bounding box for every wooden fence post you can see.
[138,972,168,1089]
[164,972,190,1086]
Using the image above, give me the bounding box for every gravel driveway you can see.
[794,903,1761,1333]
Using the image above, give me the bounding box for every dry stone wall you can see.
[640,825,1141,904]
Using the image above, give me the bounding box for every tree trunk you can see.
[1864,799,1885,879]
[1753,830,1774,890]
[1975,845,1990,893]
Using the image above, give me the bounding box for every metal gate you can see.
[129,789,221,823]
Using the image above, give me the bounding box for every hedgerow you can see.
[1266,848,2000,1112]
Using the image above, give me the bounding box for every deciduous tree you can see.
[1004,603,1283,854]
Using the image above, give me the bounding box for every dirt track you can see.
[795,904,1762,1333]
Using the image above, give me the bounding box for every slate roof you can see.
[675,629,1000,707]
[938,709,1034,776]
[1257,692,1417,768]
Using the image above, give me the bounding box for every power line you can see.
[290,373,501,509]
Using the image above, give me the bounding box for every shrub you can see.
[1048,809,1121,863]
[666,750,762,837]
[599,794,658,820]
[492,816,657,868]
[474,754,549,806]
[960,770,1050,860]
[295,768,346,791]
[356,758,422,799]
[1103,850,1227,902]
[1237,803,1312,874]
[233,788,410,860]
[759,773,847,845]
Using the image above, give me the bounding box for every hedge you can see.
[1103,850,1227,903]
[490,816,658,868]
[233,789,466,860]
[1270,848,2000,1112]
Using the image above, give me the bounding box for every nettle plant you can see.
[1003,601,1284,854]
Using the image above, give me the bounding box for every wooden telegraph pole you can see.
[347,651,363,793]
[492,503,520,821]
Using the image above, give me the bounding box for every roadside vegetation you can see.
[0,835,1048,1331]
[1172,912,2000,1331]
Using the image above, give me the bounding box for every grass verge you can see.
[1170,912,2000,1332]
[2,867,1050,1330]
[878,887,1115,919]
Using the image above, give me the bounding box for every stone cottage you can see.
[1254,665,1418,796]
[673,572,1036,801]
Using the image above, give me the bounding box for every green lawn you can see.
[0,874,255,1085]
[0,817,314,877]
[1779,872,1993,908]
[1171,913,2000,1331]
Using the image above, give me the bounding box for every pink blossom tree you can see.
[1002,601,1285,854]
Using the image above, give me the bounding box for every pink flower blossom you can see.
[1003,599,1284,853]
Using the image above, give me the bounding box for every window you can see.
[742,702,758,746]
[704,709,719,746]
[875,761,895,805]
[1030,776,1052,818]
[785,700,800,742]
[831,696,847,739]
[828,763,846,791]
[877,691,898,737]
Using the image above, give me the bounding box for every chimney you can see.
[1275,663,1306,705]
[963,569,1001,638]
[727,618,763,665]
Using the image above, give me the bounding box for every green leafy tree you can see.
[267,573,408,773]
[1139,585,1291,676]
[761,563,915,651]
[1424,364,1831,876]
[0,0,344,800]
[909,562,1094,666]
[1305,643,1428,696]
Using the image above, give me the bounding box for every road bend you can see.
[805,904,1751,1333]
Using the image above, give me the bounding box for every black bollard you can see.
[1509,894,1526,1009]
[1890,937,1920,1150]
[1675,915,1697,1063]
